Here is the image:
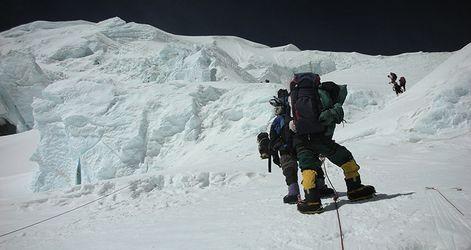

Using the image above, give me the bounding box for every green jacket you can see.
[318,82,347,136]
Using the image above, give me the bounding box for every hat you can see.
[269,97,283,107]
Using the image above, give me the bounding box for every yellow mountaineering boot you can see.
[297,188,323,214]
[345,176,376,201]
[341,160,376,201]
[297,169,323,214]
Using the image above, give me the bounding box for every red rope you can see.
[426,187,464,216]
[322,158,345,250]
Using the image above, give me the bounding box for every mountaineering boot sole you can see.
[283,194,299,204]
[348,193,375,202]
[347,185,376,201]
[297,200,324,214]
[299,187,323,214]
[298,206,324,214]
[299,208,324,214]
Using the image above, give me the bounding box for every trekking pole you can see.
[268,154,272,173]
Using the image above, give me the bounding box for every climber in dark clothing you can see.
[388,72,403,96]
[288,73,376,214]
[258,89,334,204]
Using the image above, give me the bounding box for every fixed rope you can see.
[322,158,345,250]
[0,183,132,238]
[426,187,464,216]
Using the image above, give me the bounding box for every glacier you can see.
[1,17,467,192]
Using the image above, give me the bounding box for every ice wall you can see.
[30,77,276,191]
[0,51,51,132]
[408,43,471,137]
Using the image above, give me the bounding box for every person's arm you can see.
[318,82,347,125]
[319,81,348,105]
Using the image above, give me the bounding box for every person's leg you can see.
[280,153,300,204]
[313,160,335,197]
[294,135,323,214]
[316,136,376,201]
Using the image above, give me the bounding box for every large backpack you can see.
[399,76,406,86]
[289,73,324,135]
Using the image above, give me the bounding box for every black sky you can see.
[1,0,470,55]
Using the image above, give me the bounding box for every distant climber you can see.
[288,72,376,214]
[388,72,403,96]
[399,76,406,92]
[393,82,403,96]
[388,72,397,83]
[265,79,270,83]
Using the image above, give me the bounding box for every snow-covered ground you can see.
[1,18,471,249]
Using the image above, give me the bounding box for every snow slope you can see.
[0,130,38,199]
[1,18,471,249]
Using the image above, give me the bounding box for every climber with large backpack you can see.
[258,89,334,204]
[289,72,376,214]
[399,76,406,92]
[388,72,403,95]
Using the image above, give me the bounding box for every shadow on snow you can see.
[323,192,416,212]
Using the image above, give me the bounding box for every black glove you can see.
[272,152,281,167]
[257,132,270,159]
[269,137,283,152]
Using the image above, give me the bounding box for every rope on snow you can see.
[0,183,132,238]
[322,158,345,250]
[426,186,464,216]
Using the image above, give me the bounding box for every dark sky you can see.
[1,0,470,55]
